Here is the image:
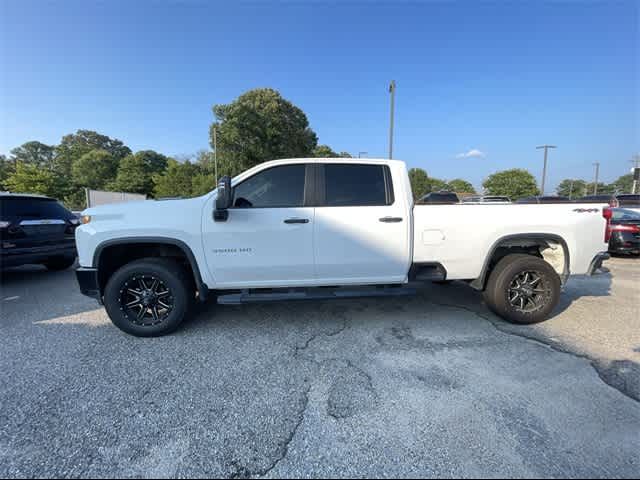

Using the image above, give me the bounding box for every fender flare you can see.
[471,233,570,290]
[93,236,208,301]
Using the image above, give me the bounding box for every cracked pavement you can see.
[1,257,639,478]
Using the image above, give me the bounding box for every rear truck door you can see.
[313,162,411,284]
[202,163,316,287]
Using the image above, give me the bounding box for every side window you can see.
[232,164,306,208]
[324,164,392,207]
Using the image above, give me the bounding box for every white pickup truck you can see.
[75,158,610,337]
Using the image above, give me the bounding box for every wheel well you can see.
[95,242,201,297]
[471,235,569,290]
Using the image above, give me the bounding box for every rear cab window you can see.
[322,163,394,206]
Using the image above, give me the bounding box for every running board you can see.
[217,286,417,305]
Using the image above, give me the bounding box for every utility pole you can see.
[388,80,396,159]
[568,179,574,199]
[536,145,556,195]
[213,125,218,185]
[592,162,600,194]
[631,154,640,194]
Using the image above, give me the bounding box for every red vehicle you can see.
[606,208,640,255]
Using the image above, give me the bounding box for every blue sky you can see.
[1,0,638,191]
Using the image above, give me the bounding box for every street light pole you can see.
[631,154,640,194]
[536,145,556,195]
[388,80,396,159]
[592,162,600,194]
[568,179,574,199]
[213,125,218,185]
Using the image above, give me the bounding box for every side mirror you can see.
[214,175,232,222]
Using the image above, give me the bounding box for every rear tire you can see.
[44,256,76,271]
[104,258,193,337]
[483,253,561,325]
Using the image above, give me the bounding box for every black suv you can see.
[1,193,78,270]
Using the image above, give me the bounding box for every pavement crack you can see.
[294,315,348,357]
[252,382,311,478]
[425,300,640,403]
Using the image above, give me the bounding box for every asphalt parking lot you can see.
[1,257,639,478]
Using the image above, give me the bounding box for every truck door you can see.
[313,162,411,284]
[202,163,316,287]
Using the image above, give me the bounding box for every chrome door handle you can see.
[379,216,403,223]
[284,218,310,224]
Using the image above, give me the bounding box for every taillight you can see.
[603,207,613,242]
[610,224,640,233]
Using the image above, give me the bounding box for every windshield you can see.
[611,208,640,223]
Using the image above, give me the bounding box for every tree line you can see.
[410,166,634,201]
[0,89,356,209]
[1,87,632,207]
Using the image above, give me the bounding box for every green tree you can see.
[611,174,634,194]
[429,177,448,192]
[191,172,216,197]
[72,149,119,190]
[55,130,131,179]
[9,141,55,169]
[408,168,430,200]
[585,182,616,195]
[483,168,540,199]
[210,88,318,174]
[312,145,338,157]
[110,150,169,195]
[153,159,202,198]
[0,154,12,189]
[4,162,61,197]
[446,178,476,194]
[556,179,587,198]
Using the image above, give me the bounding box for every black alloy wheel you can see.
[119,274,174,327]
[506,270,552,313]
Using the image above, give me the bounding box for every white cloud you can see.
[456,149,485,159]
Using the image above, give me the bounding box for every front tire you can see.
[104,258,193,337]
[483,253,561,325]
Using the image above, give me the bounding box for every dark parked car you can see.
[606,208,640,255]
[418,191,460,204]
[460,195,511,204]
[1,193,79,270]
[515,196,571,204]
[615,194,640,210]
[578,194,640,207]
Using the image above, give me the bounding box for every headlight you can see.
[80,215,92,225]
